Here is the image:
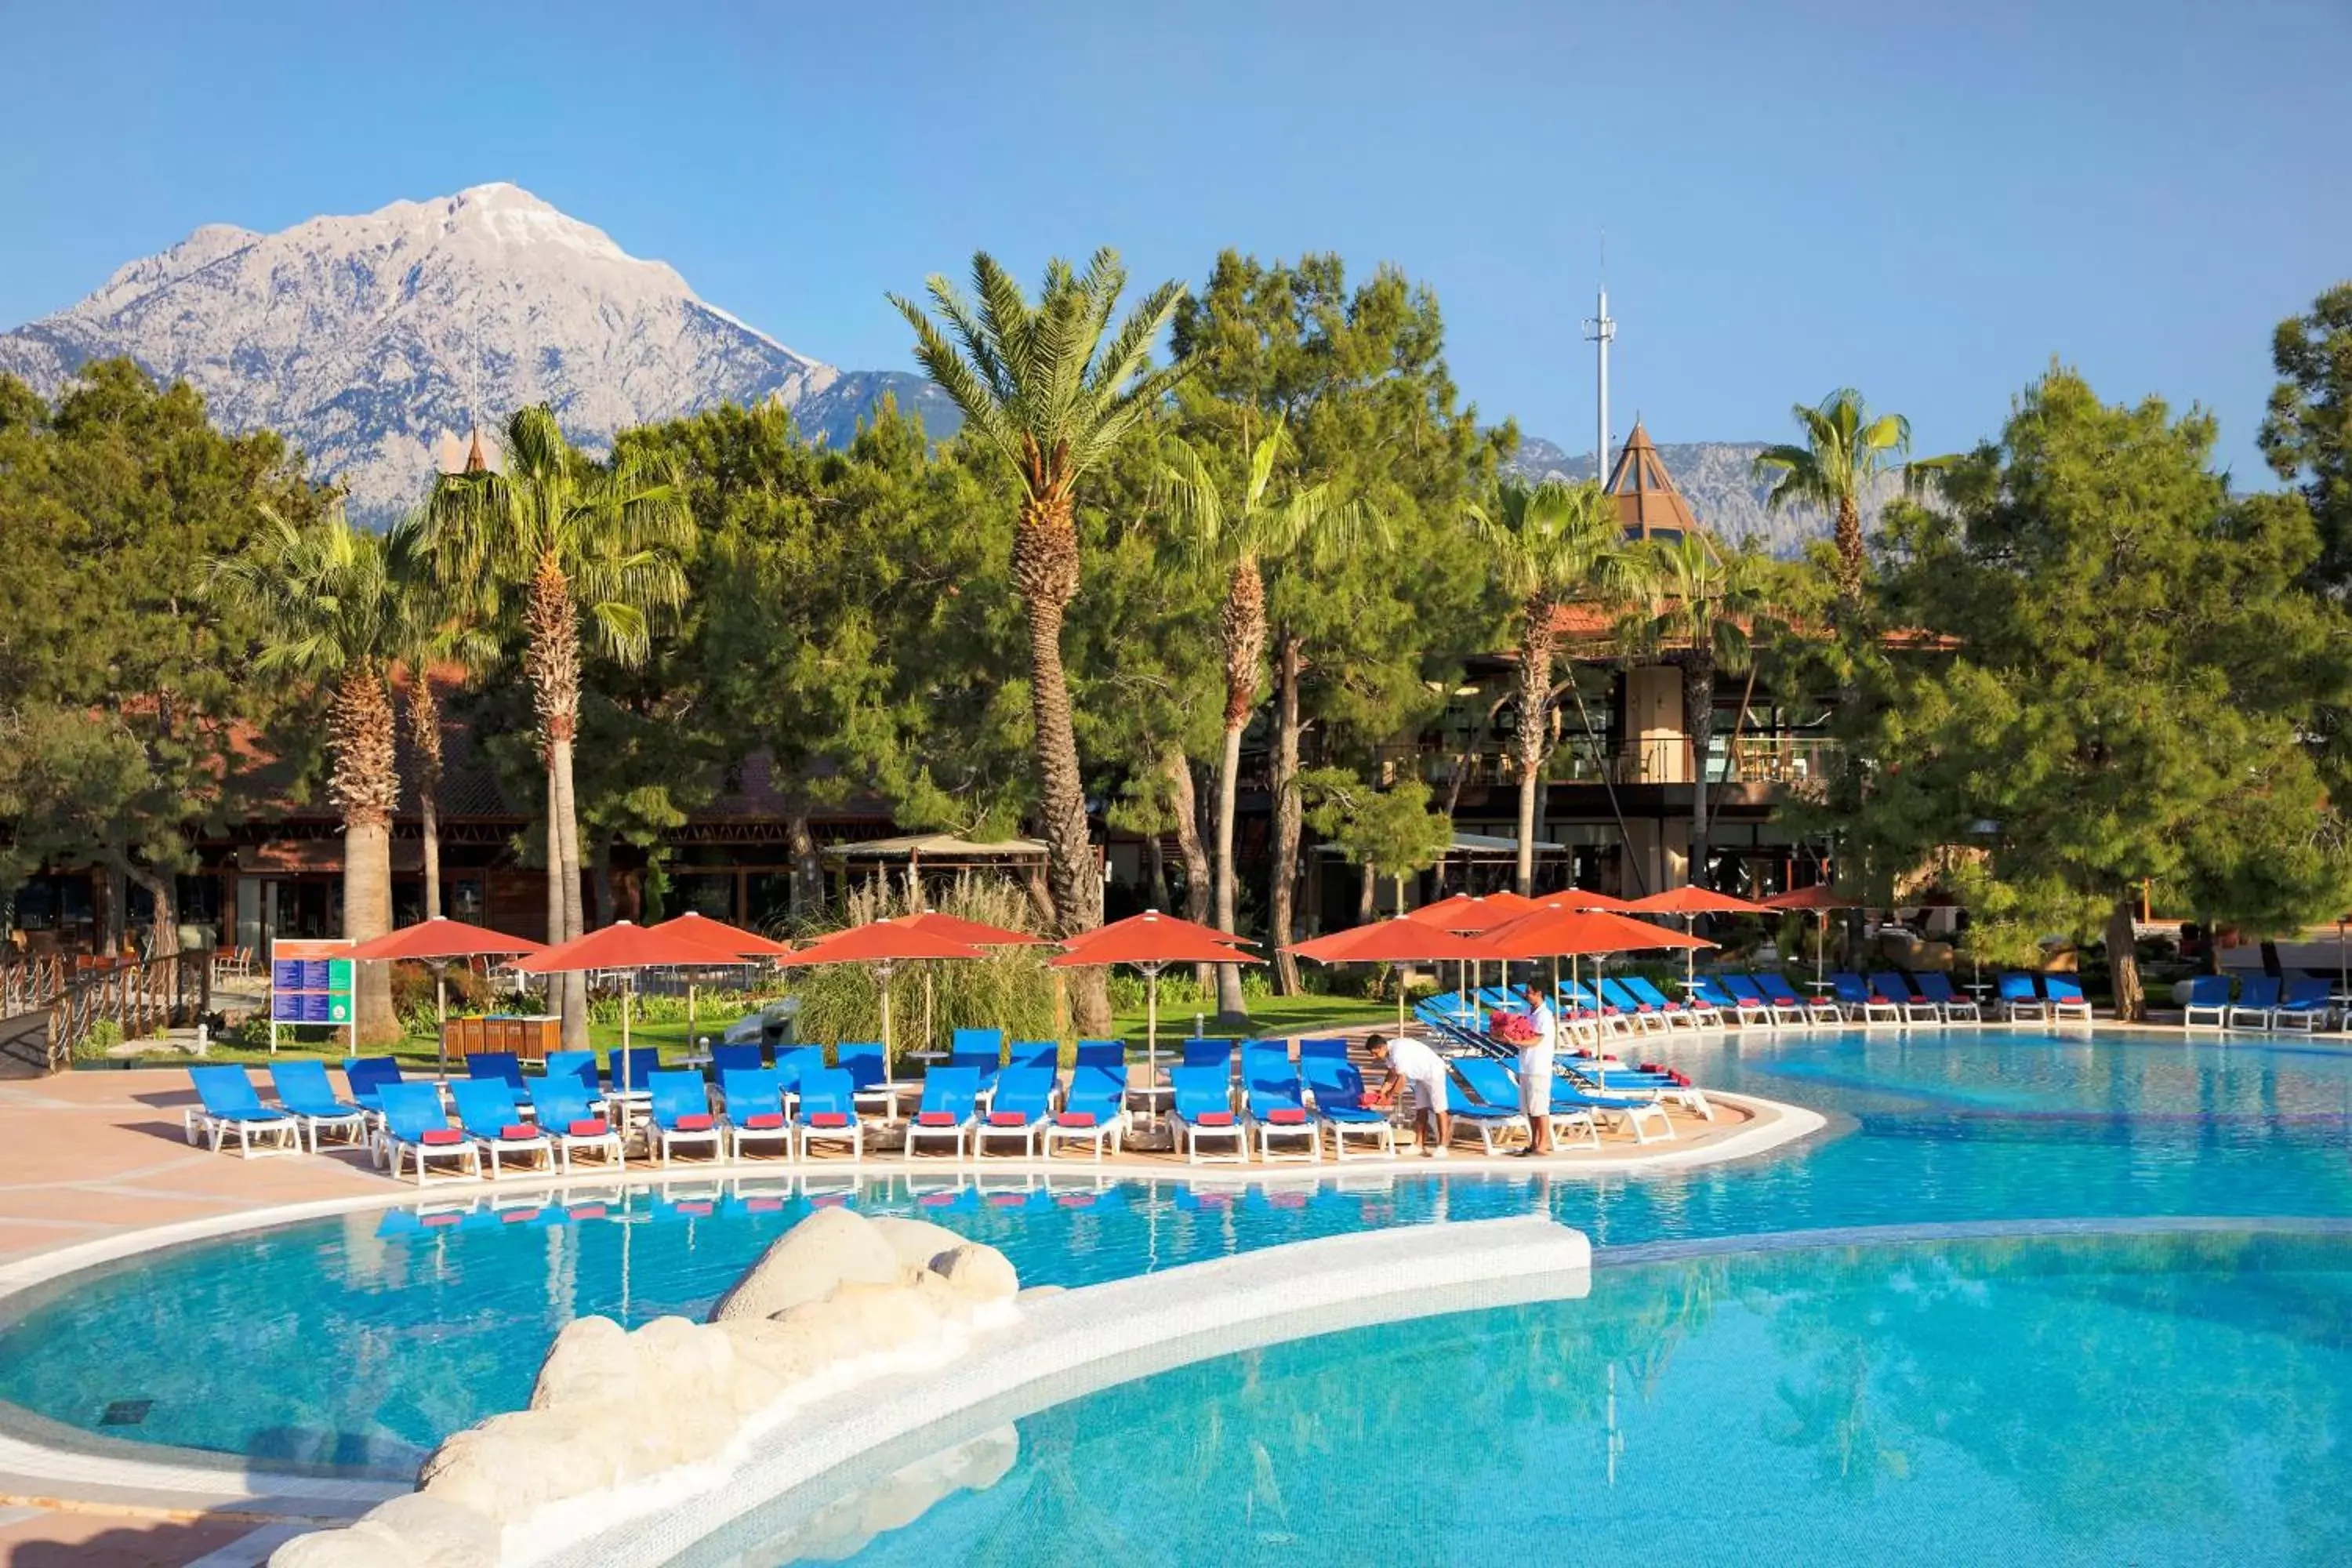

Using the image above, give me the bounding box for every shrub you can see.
[74,1018,123,1060]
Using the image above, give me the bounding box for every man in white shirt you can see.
[1372,1033,1452,1156]
[1515,984,1558,1155]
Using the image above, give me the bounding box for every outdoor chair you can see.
[2042,975,2094,1022]
[2272,976,2332,1031]
[376,1080,481,1185]
[267,1060,368,1152]
[835,1042,906,1117]
[465,1051,527,1091]
[1998,973,2050,1022]
[449,1077,554,1178]
[794,1067,864,1160]
[904,1066,982,1161]
[183,1065,300,1158]
[1441,1069,1530,1155]
[975,1064,1056,1158]
[2227,975,2281,1030]
[531,1073,624,1172]
[1717,976,1783,1028]
[1044,1063,1128,1161]
[1301,1054,1398,1160]
[1243,1057,1321,1163]
[719,1067,793,1161]
[1870,971,1940,1025]
[1456,1054,1599,1152]
[709,1043,766,1078]
[1762,972,1842,1025]
[1915,971,1980,1022]
[644,1069,723,1166]
[1831,972,1899,1025]
[1171,1062,1246,1163]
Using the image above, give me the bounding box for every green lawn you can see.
[1106,991,1399,1046]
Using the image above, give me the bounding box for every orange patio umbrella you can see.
[515,921,757,1093]
[645,912,793,1049]
[1625,884,1773,988]
[343,916,546,1078]
[1290,918,1497,1031]
[1476,905,1717,1015]
[1050,913,1257,1082]
[785,920,989,1061]
[888,912,1046,1051]
[1763,884,1864,985]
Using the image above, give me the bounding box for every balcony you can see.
[1372,734,1842,791]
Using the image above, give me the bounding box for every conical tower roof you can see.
[463,429,489,474]
[1602,423,1701,540]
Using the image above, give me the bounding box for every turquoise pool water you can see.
[0,1029,2348,1479]
[799,1231,2352,1568]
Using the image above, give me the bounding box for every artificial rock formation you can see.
[272,1210,1021,1568]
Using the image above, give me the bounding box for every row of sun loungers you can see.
[2179,972,2338,1030]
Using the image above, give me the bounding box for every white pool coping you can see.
[557,1215,1597,1568]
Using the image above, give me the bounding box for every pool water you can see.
[806,1231,2352,1568]
[0,1029,2348,1477]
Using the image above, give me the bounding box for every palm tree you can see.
[1469,477,1629,895]
[385,514,495,921]
[211,506,404,1044]
[891,249,1190,1031]
[1156,420,1365,1021]
[1752,388,1912,609]
[423,408,693,1049]
[1621,533,1773,885]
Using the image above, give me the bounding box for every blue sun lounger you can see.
[1828,972,1897,1025]
[835,1042,905,1117]
[2272,976,2332,1031]
[977,1064,1056,1158]
[1244,1055,1320,1163]
[1300,1054,1397,1160]
[466,1051,527,1091]
[905,1066,982,1161]
[1717,975,1783,1028]
[340,1055,404,1117]
[795,1066,863,1160]
[376,1080,481,1185]
[644,1069,722,1166]
[1914,971,1980,1022]
[1869,971,1939,1025]
[267,1060,368,1152]
[183,1065,300,1157]
[1171,1062,1245,1163]
[719,1067,792,1161]
[1044,1063,1128,1161]
[710,1043,766,1078]
[1441,1067,1529,1155]
[449,1076,555,1178]
[1453,1054,1597,1151]
[531,1072,623,1171]
[1997,972,2049,1022]
[2227,975,2280,1030]
[2042,975,2094,1022]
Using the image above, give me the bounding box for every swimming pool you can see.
[775,1230,2352,1568]
[0,1028,2347,1482]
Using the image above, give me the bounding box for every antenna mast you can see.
[1581,257,1616,480]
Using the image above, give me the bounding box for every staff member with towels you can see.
[1514,983,1559,1156]
[1370,1033,1453,1157]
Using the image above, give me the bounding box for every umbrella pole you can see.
[1816,910,1828,988]
[434,961,449,1082]
[924,964,935,1057]
[1145,962,1160,1085]
[879,960,895,1060]
[688,980,696,1052]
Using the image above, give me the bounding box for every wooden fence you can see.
[0,952,211,1075]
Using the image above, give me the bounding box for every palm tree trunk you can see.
[2106,895,2143,1022]
[1163,748,1215,990]
[331,662,400,1044]
[1514,608,1558,895]
[1834,492,1866,610]
[526,553,590,1050]
[1211,557,1263,1022]
[1684,655,1717,887]
[1211,720,1249,1022]
[1270,633,1305,996]
[1013,493,1107,1033]
[408,680,444,920]
[787,808,822,920]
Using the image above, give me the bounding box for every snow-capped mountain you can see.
[1505,433,1892,558]
[0,183,938,516]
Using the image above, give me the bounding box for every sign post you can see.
[268,938,358,1056]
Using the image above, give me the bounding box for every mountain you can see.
[1505,433,1896,558]
[0,183,959,517]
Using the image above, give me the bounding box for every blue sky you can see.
[2,0,2345,474]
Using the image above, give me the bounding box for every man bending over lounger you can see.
[1515,984,1558,1155]
[1372,1033,1451,1156]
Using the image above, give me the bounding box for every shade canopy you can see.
[513,921,747,975]
[646,911,794,958]
[1624,885,1773,916]
[1060,910,1260,952]
[343,917,543,963]
[1476,907,1718,960]
[785,921,988,966]
[1052,914,1260,969]
[1289,920,1496,964]
[1763,884,1863,911]
[889,911,1047,947]
[1400,892,1541,933]
[1528,889,1636,913]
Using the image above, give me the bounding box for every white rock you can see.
[528,1314,630,1411]
[867,1215,971,1274]
[348,1493,500,1566]
[930,1242,1019,1303]
[268,1528,410,1568]
[709,1207,902,1323]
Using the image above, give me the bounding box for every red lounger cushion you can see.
[673,1113,714,1132]
[1265,1107,1307,1124]
[916,1110,958,1127]
[1871,995,1893,1005]
[988,1110,1031,1127]
[808,1112,850,1128]
[741,1112,786,1131]
[1194,1111,1235,1127]
[567,1118,610,1138]
[501,1123,539,1141]
[1056,1111,1098,1128]
[419,1128,463,1145]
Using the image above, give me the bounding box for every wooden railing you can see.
[0,952,210,1075]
